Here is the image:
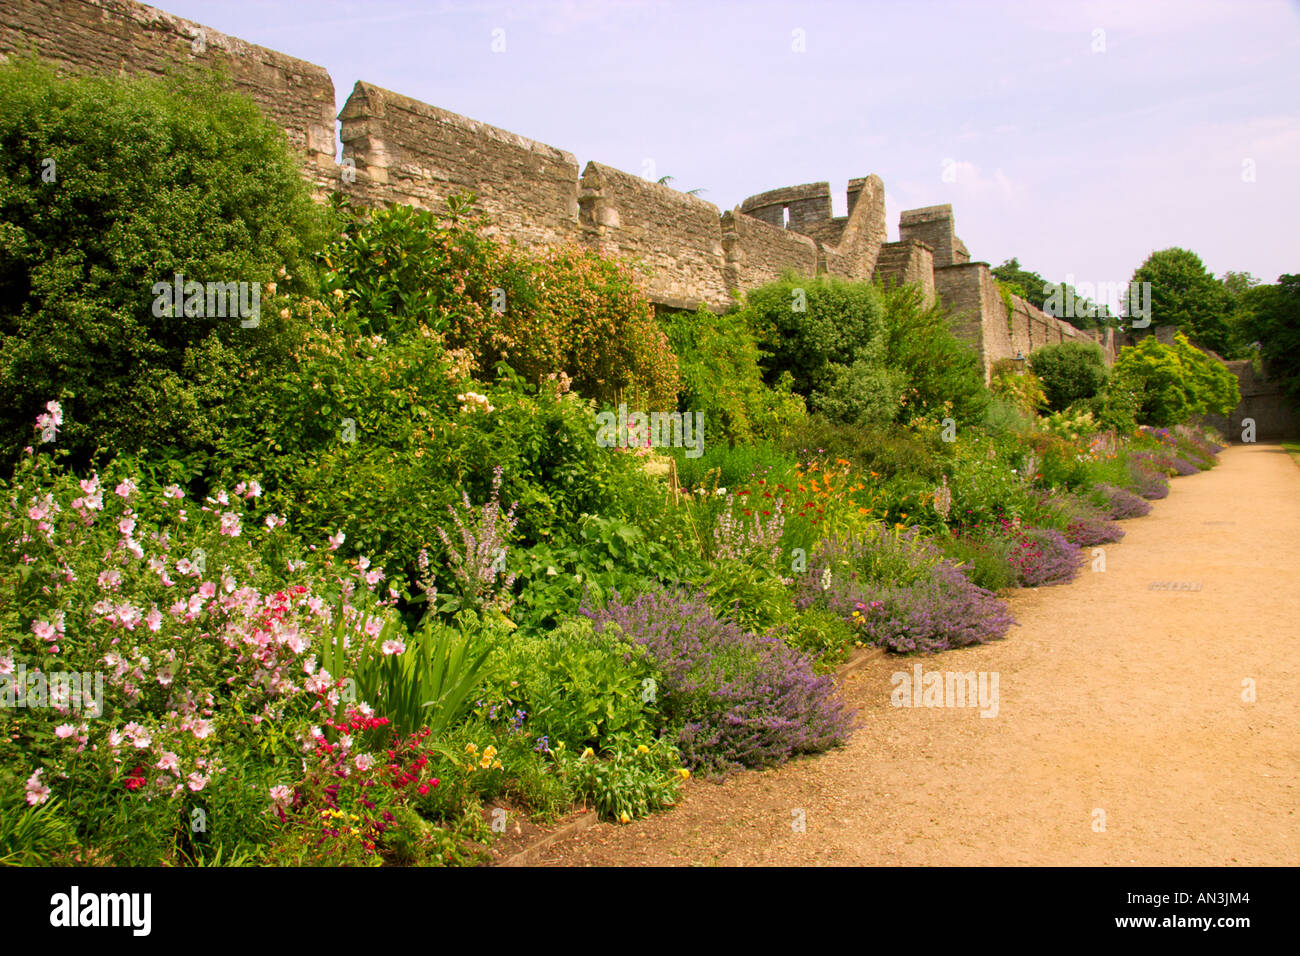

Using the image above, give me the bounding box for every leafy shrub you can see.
[662,306,805,445]
[319,199,495,340]
[583,589,854,774]
[0,58,330,472]
[876,280,990,425]
[935,534,1019,591]
[813,359,906,428]
[478,617,658,753]
[467,244,680,409]
[1028,342,1109,411]
[740,273,887,399]
[1112,333,1240,426]
[990,363,1048,416]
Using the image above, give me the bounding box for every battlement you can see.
[0,0,1107,369]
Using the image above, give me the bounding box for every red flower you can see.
[124,765,147,791]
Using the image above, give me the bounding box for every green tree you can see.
[1130,248,1234,354]
[0,58,331,473]
[1241,275,1300,406]
[1112,332,1240,426]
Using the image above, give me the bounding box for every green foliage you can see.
[319,198,497,339]
[0,793,79,865]
[1130,247,1234,354]
[0,57,331,473]
[993,258,1115,329]
[1112,332,1239,427]
[876,280,990,425]
[480,617,659,752]
[990,360,1047,415]
[786,607,858,664]
[558,735,684,822]
[1028,341,1109,411]
[1236,275,1300,406]
[742,273,887,399]
[662,306,806,445]
[334,609,494,740]
[705,556,797,636]
[935,534,1018,591]
[813,359,906,428]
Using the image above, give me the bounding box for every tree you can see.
[1130,248,1234,355]
[1243,275,1300,406]
[992,258,1115,329]
[1112,332,1240,426]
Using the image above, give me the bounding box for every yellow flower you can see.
[465,743,478,755]
[581,747,594,759]
[492,759,502,770]
[480,756,492,769]
[618,811,631,824]
[635,744,649,755]
[677,768,690,780]
[483,745,497,759]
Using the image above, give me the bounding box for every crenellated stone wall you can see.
[2,0,1123,373]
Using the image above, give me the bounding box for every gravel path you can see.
[540,443,1300,866]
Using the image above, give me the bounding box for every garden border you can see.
[492,644,886,866]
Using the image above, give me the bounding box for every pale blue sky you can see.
[165,0,1300,292]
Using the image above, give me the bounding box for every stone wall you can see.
[579,161,730,312]
[339,81,581,249]
[2,0,1134,374]
[0,0,338,192]
[875,239,936,305]
[720,210,818,294]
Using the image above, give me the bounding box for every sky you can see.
[162,0,1300,292]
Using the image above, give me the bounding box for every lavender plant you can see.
[583,588,854,774]
[1096,483,1152,519]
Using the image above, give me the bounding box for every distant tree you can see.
[1242,275,1300,406]
[1130,248,1234,355]
[993,257,1115,330]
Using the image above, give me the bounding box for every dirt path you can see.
[541,443,1300,866]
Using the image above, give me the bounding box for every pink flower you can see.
[114,479,137,500]
[381,639,405,656]
[191,719,214,740]
[269,785,293,809]
[25,769,50,806]
[186,772,208,792]
[156,752,180,774]
[54,724,77,739]
[328,531,345,551]
[264,513,286,531]
[219,512,241,537]
[31,620,57,642]
[117,516,136,536]
[354,754,375,771]
[144,607,163,632]
[198,581,216,599]
[98,569,122,590]
[364,616,384,638]
[162,484,184,500]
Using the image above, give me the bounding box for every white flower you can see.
[381,639,406,656]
